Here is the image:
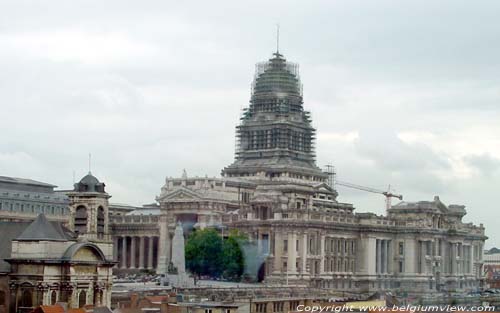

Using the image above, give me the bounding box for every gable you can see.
[158,187,203,201]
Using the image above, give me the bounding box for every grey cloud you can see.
[1,0,500,247]
[463,154,500,177]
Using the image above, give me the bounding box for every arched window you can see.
[0,290,5,305]
[50,290,57,305]
[97,206,105,238]
[94,290,104,306]
[20,289,32,308]
[75,206,88,234]
[78,290,86,308]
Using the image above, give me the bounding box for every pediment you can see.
[313,182,335,193]
[251,194,278,203]
[158,187,203,201]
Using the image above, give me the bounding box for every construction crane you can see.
[335,180,403,211]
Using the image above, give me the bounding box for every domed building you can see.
[0,213,114,313]
[67,172,111,242]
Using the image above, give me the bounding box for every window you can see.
[399,261,404,273]
[0,290,5,305]
[283,240,288,252]
[75,206,88,234]
[78,290,87,308]
[256,303,267,313]
[205,309,213,313]
[273,302,284,312]
[97,206,105,238]
[50,291,57,305]
[399,242,404,255]
[20,289,33,308]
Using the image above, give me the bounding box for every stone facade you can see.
[147,52,487,296]
[0,52,488,298]
[0,173,115,313]
[0,176,69,222]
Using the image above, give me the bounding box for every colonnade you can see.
[375,239,392,274]
[113,236,159,269]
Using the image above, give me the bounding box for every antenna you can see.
[88,153,92,174]
[276,23,280,53]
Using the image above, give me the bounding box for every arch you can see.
[0,290,5,305]
[75,206,88,234]
[257,262,266,282]
[50,290,57,305]
[20,289,33,308]
[94,290,104,306]
[97,206,105,239]
[63,242,107,262]
[78,290,86,308]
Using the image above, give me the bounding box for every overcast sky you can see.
[1,0,499,247]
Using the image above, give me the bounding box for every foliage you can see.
[185,228,224,278]
[185,228,248,281]
[222,229,248,280]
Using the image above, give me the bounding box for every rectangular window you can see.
[399,242,404,255]
[283,240,288,252]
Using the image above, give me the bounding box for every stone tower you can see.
[67,172,111,242]
[222,52,328,183]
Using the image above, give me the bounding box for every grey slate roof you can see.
[0,215,75,273]
[0,175,57,188]
[16,213,71,241]
[0,221,31,273]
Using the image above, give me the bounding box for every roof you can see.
[37,305,66,313]
[93,307,113,313]
[127,208,161,216]
[144,295,169,304]
[0,221,31,272]
[0,175,57,188]
[73,172,106,193]
[16,213,71,241]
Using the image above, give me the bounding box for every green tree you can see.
[185,228,224,279]
[222,229,248,281]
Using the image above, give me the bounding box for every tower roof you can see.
[74,172,106,193]
[16,213,70,241]
[251,52,302,99]
[223,51,324,179]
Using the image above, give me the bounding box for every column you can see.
[380,240,386,274]
[387,240,394,274]
[130,236,136,268]
[420,241,426,274]
[287,233,297,274]
[376,239,381,274]
[257,230,262,254]
[383,240,388,273]
[319,234,325,274]
[301,233,308,275]
[157,215,170,274]
[113,237,118,262]
[121,236,127,268]
[273,231,282,274]
[139,236,145,269]
[148,236,154,269]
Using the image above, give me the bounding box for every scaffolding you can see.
[233,52,317,164]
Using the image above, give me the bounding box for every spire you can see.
[88,153,92,174]
[276,23,280,54]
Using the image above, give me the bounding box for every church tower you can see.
[222,52,328,184]
[67,172,111,242]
